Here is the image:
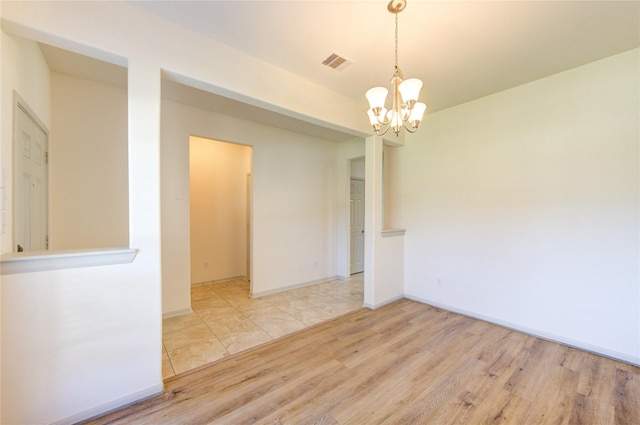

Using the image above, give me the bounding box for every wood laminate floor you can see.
[87,299,639,425]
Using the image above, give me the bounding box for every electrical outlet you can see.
[204,261,209,269]
[437,278,444,287]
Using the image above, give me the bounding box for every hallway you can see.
[162,274,364,378]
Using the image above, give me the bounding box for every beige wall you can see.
[50,72,129,249]
[189,136,251,284]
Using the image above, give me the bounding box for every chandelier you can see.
[366,0,426,137]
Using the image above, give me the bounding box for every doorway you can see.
[13,94,49,253]
[189,136,252,284]
[161,142,366,378]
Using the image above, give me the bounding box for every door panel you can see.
[14,100,49,252]
[350,178,365,274]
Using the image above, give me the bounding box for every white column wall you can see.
[0,59,163,425]
[364,135,405,309]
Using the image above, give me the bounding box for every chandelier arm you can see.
[375,124,391,136]
[401,119,418,133]
[375,113,391,126]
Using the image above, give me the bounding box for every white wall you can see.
[1,59,163,424]
[189,136,251,284]
[396,49,640,364]
[350,156,365,179]
[0,30,50,422]
[50,72,129,249]
[1,5,166,424]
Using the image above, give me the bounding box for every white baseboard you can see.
[191,275,247,286]
[52,383,164,425]
[363,294,404,310]
[251,276,341,298]
[405,294,640,367]
[162,307,193,319]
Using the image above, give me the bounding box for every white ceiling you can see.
[40,1,640,141]
[131,0,639,113]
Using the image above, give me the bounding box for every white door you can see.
[350,178,365,274]
[14,98,49,252]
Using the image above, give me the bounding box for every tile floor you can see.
[162,273,364,379]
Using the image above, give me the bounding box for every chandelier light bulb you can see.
[398,78,423,104]
[388,109,403,132]
[365,87,388,110]
[409,102,426,127]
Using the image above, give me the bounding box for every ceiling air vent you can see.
[321,53,352,71]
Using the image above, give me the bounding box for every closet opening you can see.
[189,136,252,286]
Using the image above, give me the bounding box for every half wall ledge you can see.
[381,228,406,237]
[0,247,138,275]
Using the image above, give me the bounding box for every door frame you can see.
[246,171,252,292]
[12,91,50,252]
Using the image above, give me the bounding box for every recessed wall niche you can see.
[1,31,129,253]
